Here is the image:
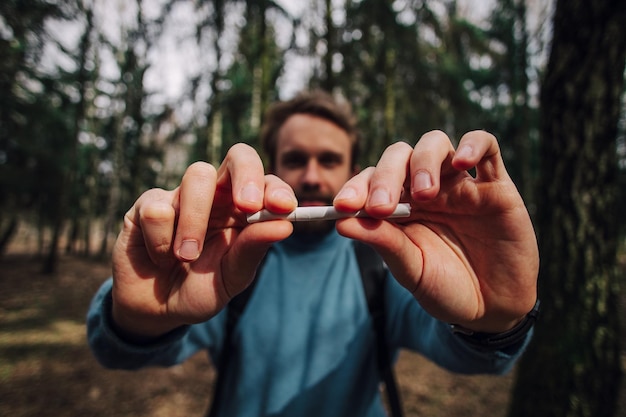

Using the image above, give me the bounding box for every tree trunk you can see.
[209,107,223,165]
[383,47,396,148]
[0,217,18,256]
[43,4,94,270]
[321,0,335,92]
[249,0,268,134]
[508,1,626,416]
[42,220,62,274]
[65,218,79,254]
[99,118,124,259]
[508,0,533,205]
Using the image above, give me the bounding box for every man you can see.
[87,90,539,416]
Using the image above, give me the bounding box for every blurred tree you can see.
[486,0,536,204]
[246,0,272,136]
[321,0,335,92]
[99,0,164,257]
[191,0,226,165]
[333,0,498,166]
[436,0,492,140]
[43,0,98,271]
[61,2,96,256]
[508,0,626,416]
[233,0,289,145]
[190,0,290,164]
[0,0,73,256]
[334,0,440,164]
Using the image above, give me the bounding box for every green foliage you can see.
[0,0,548,255]
[0,0,77,245]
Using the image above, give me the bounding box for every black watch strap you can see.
[450,299,540,350]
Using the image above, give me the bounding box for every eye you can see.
[318,152,343,168]
[280,151,307,169]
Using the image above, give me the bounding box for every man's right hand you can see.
[109,144,296,342]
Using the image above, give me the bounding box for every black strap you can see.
[353,241,404,417]
[207,242,404,417]
[207,261,263,417]
[450,299,540,350]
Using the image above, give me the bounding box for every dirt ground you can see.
[1,252,625,417]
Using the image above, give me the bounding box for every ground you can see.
[1,252,625,417]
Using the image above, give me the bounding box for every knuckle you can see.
[140,202,175,223]
[387,140,413,153]
[462,130,498,144]
[152,239,172,256]
[225,143,255,160]
[419,129,449,143]
[185,161,217,181]
[380,143,412,163]
[230,142,254,152]
[142,187,168,199]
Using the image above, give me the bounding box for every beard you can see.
[292,218,336,235]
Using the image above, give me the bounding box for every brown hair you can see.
[260,90,361,171]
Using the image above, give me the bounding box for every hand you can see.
[334,130,539,333]
[110,144,296,340]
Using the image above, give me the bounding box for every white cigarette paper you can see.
[247,203,411,223]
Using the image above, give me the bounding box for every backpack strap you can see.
[207,259,264,417]
[207,242,404,417]
[352,240,404,417]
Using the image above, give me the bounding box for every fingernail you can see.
[334,186,358,202]
[368,188,391,207]
[178,240,199,261]
[271,188,298,205]
[413,170,433,192]
[456,145,474,160]
[239,183,263,204]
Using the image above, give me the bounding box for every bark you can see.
[508,0,533,205]
[321,0,335,91]
[383,47,396,147]
[0,217,18,256]
[249,0,268,134]
[508,0,626,416]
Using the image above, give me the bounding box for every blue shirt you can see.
[87,230,529,416]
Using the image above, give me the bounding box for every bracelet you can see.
[450,299,540,350]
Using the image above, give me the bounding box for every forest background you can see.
[1,0,625,416]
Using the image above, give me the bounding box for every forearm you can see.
[110,292,186,345]
[416,317,531,375]
[386,278,531,375]
[86,279,215,370]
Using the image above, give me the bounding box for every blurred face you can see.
[273,114,356,234]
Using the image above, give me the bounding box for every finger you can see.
[333,166,375,212]
[216,143,266,213]
[173,162,218,262]
[452,130,509,182]
[336,217,422,292]
[128,188,177,266]
[365,141,414,217]
[230,175,298,277]
[221,220,294,298]
[410,130,456,201]
[263,174,298,214]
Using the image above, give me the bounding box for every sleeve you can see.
[384,273,532,375]
[86,278,226,370]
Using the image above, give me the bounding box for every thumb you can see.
[220,221,293,298]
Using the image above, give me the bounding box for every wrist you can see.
[109,298,181,345]
[450,299,540,350]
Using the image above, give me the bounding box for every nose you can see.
[302,159,321,186]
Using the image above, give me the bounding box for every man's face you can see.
[273,114,356,233]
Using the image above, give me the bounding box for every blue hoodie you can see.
[87,229,529,417]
